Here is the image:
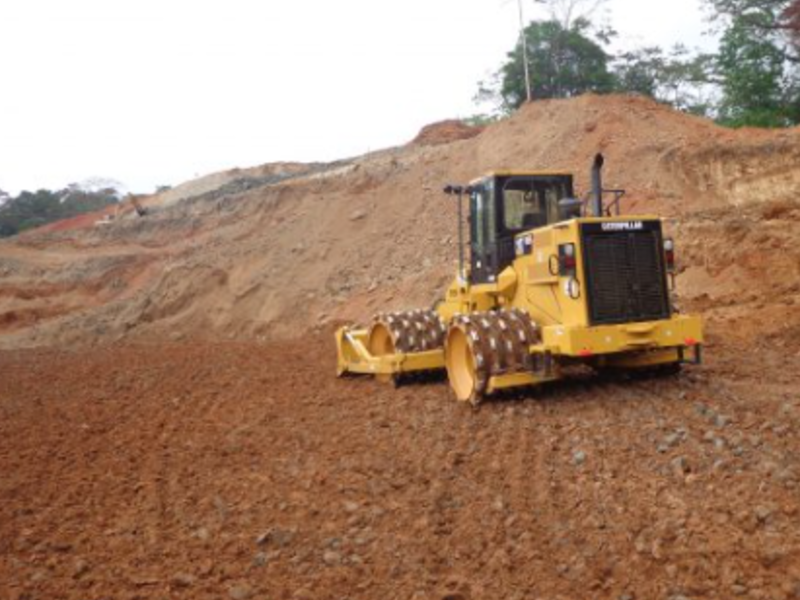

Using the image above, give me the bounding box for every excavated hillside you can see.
[1,94,799,350]
[3,94,800,600]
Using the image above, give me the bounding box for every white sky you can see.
[0,0,715,195]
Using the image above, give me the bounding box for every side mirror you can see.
[445,184,483,197]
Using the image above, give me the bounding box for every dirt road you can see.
[2,332,799,600]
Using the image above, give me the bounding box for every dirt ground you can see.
[2,328,800,600]
[2,94,800,600]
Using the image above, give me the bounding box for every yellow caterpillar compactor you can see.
[335,155,703,405]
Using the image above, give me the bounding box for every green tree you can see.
[656,47,717,115]
[784,0,800,49]
[0,185,119,238]
[705,0,797,43]
[716,13,798,126]
[59,185,120,214]
[703,1,799,65]
[492,18,614,111]
[613,47,665,97]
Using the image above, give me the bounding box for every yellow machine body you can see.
[439,216,701,344]
[335,327,446,378]
[336,165,703,403]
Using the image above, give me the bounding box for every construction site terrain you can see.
[2,95,800,599]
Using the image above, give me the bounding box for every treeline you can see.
[475,0,800,128]
[0,184,120,238]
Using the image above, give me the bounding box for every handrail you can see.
[581,189,627,217]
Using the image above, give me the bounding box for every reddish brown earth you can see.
[2,333,800,600]
[2,95,800,599]
[411,120,484,146]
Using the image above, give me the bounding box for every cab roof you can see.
[469,171,573,185]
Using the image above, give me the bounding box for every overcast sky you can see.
[0,0,715,195]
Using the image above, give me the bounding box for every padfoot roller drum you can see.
[367,309,447,356]
[445,309,540,405]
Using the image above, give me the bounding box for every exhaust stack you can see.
[591,153,605,218]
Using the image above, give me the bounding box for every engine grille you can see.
[581,222,670,325]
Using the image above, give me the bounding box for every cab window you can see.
[503,188,546,230]
[470,188,485,249]
[470,180,496,248]
[502,178,571,231]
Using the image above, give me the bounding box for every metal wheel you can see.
[367,309,446,385]
[445,323,484,405]
[367,309,446,355]
[445,309,540,406]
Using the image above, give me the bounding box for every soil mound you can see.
[1,94,799,348]
[412,119,484,146]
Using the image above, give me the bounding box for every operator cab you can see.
[469,173,577,285]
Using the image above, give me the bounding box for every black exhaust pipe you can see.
[591,153,604,217]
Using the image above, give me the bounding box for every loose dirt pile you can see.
[411,119,484,146]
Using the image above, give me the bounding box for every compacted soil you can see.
[2,333,799,600]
